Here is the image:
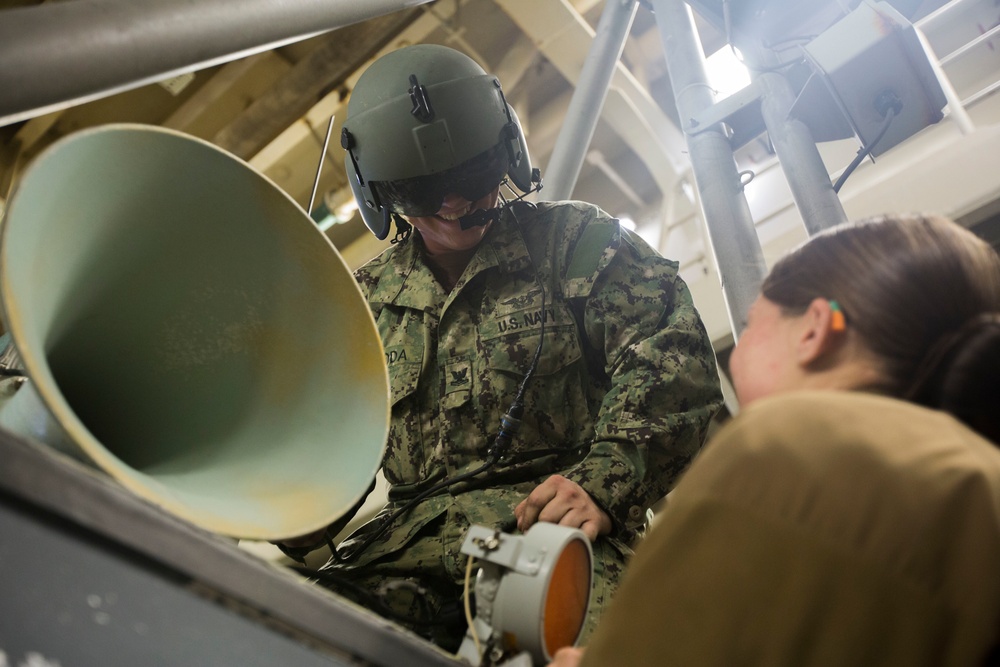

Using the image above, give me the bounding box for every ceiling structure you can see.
[0,1,703,250]
[1,0,999,350]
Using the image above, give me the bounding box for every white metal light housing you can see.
[458,523,593,666]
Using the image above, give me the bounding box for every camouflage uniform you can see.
[321,200,722,649]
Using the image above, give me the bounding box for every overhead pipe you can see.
[493,0,689,197]
[754,67,849,235]
[651,0,766,337]
[0,0,433,127]
[544,0,639,201]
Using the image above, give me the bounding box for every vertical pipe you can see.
[755,69,848,235]
[651,0,765,337]
[544,0,638,201]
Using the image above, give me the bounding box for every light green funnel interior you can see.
[0,124,389,540]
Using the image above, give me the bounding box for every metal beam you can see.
[162,53,279,132]
[651,0,766,337]
[0,0,434,127]
[544,0,638,200]
[213,9,421,159]
[755,69,849,235]
[494,0,688,196]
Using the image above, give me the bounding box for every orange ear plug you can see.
[830,300,846,331]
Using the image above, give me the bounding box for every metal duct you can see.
[0,0,433,127]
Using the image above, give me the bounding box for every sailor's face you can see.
[728,296,802,406]
[404,186,500,255]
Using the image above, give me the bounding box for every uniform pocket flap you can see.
[485,326,582,377]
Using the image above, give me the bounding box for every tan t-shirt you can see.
[581,390,1000,667]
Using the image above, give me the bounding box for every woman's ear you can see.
[795,298,846,366]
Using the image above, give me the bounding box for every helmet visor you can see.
[371,144,508,217]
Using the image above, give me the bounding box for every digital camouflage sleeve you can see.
[545,201,724,537]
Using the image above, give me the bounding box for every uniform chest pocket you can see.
[382,352,425,485]
[484,325,583,378]
[483,325,590,448]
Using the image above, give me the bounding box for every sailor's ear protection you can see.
[343,133,392,241]
[504,104,534,194]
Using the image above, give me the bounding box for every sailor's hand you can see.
[515,474,611,541]
[547,646,585,667]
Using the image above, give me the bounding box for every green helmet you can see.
[341,44,535,239]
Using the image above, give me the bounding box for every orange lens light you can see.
[543,537,591,656]
[457,523,595,666]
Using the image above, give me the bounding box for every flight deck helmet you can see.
[341,44,534,240]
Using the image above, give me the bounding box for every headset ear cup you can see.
[505,105,534,193]
[345,154,391,240]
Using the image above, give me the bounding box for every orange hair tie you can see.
[830,300,847,331]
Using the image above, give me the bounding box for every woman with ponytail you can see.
[551,214,1000,667]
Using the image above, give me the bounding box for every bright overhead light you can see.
[316,199,360,232]
[335,199,359,222]
[705,47,751,100]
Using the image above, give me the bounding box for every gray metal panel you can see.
[0,499,353,666]
[0,428,462,667]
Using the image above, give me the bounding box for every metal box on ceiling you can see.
[794,0,947,155]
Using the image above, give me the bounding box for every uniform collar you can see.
[368,207,534,311]
[482,204,534,276]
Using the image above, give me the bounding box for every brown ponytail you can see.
[905,314,1000,444]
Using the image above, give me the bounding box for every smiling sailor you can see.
[276,43,723,653]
